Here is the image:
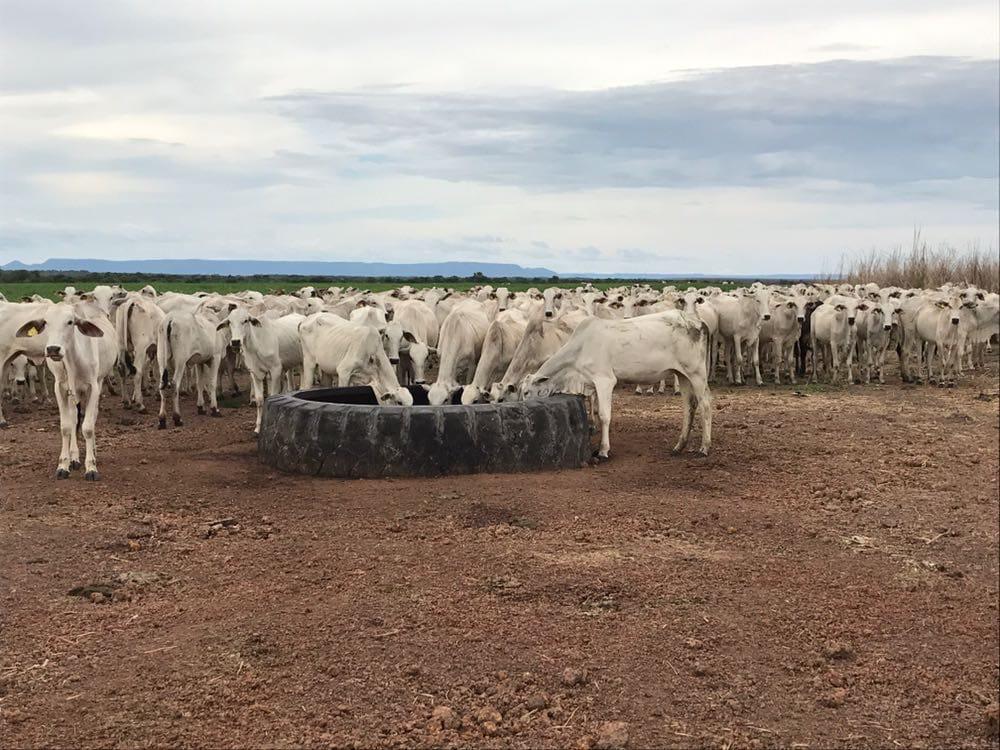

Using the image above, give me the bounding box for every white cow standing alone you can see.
[521,311,712,459]
[14,303,119,480]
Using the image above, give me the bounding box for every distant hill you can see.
[1,258,559,278]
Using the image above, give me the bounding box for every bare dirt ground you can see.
[2,360,999,749]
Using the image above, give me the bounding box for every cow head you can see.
[216,306,261,352]
[16,305,104,361]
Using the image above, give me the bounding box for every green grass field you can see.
[1,278,737,301]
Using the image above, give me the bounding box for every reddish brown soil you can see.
[2,362,999,749]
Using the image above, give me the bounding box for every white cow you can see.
[217,308,304,434]
[758,294,807,384]
[156,309,225,428]
[708,289,769,385]
[0,301,54,426]
[116,294,166,412]
[489,308,586,402]
[521,311,712,459]
[854,299,898,384]
[13,303,118,479]
[913,295,978,384]
[426,301,490,405]
[461,309,529,404]
[298,314,413,405]
[392,299,440,385]
[810,295,868,384]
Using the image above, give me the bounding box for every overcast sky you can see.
[1,1,997,275]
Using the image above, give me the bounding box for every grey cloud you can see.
[269,57,998,198]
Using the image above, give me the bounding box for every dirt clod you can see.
[595,720,629,749]
[429,706,460,731]
[818,688,849,708]
[561,667,588,686]
[822,640,854,661]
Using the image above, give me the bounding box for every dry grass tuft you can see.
[833,231,998,291]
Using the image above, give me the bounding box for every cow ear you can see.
[696,297,704,304]
[935,300,948,308]
[535,376,550,384]
[56,290,66,297]
[75,320,104,337]
[249,317,262,327]
[835,304,846,311]
[16,320,46,337]
[858,303,869,311]
[216,320,230,331]
[402,331,417,343]
[79,292,94,301]
[506,383,517,393]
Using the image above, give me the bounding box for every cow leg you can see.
[207,358,222,416]
[52,383,74,478]
[593,377,615,459]
[750,339,763,385]
[251,369,268,434]
[0,358,8,427]
[172,365,185,426]
[194,366,207,415]
[671,375,695,454]
[131,350,147,412]
[692,374,712,456]
[81,384,102,480]
[300,351,316,389]
[733,335,746,385]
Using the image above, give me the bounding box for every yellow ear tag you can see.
[27,326,38,337]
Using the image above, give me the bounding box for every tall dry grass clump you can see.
[836,233,999,291]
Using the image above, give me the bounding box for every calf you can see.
[14,303,118,479]
[521,311,712,458]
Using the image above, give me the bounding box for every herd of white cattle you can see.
[1,280,997,479]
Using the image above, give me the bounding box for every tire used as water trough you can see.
[257,385,592,478]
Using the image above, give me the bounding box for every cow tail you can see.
[160,320,173,389]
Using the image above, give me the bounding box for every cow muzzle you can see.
[545,311,553,318]
[46,346,63,360]
[951,318,960,326]
[883,324,892,331]
[762,314,771,321]
[231,340,242,352]
[389,357,399,365]
[847,317,855,326]
[796,316,805,323]
[14,378,26,385]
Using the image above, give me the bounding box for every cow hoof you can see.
[136,404,147,414]
[56,468,70,479]
[210,408,221,418]
[197,405,206,415]
[69,460,81,471]
[0,420,8,429]
[232,387,241,396]
[122,401,131,410]
[158,417,167,430]
[84,470,100,481]
[173,414,183,427]
[695,449,710,458]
